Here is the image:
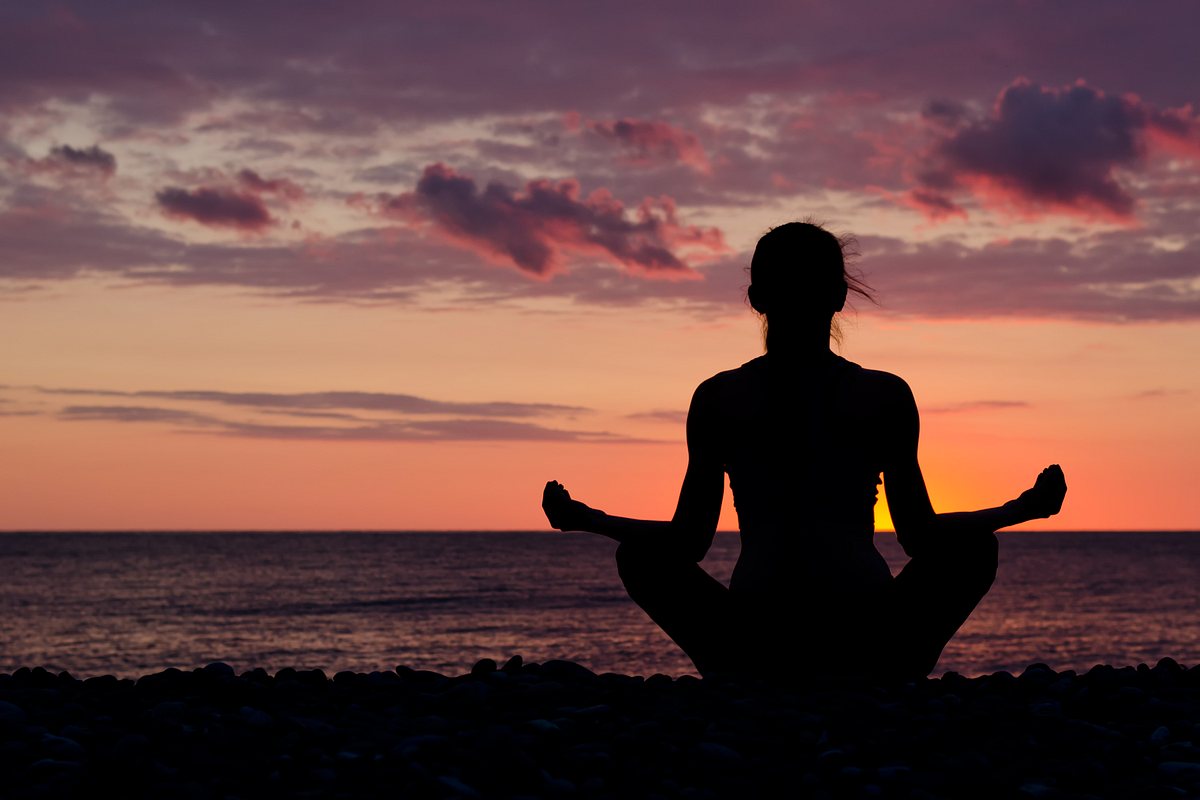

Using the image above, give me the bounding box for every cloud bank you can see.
[43,386,652,443]
[377,163,726,276]
[913,79,1200,219]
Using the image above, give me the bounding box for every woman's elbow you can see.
[673,525,714,562]
[892,515,936,558]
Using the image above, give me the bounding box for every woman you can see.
[542,222,1066,681]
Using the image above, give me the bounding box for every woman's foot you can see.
[1016,464,1067,519]
[542,480,598,531]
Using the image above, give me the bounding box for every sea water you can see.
[2,532,1197,678]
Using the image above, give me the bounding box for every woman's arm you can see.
[542,381,725,562]
[881,375,1066,556]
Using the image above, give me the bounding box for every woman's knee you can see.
[614,540,639,569]
[956,531,998,595]
[615,541,656,591]
[975,531,999,579]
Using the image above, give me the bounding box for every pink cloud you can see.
[15,144,117,181]
[46,144,116,175]
[155,186,272,231]
[584,117,711,173]
[3,185,1198,321]
[899,188,967,221]
[237,169,305,201]
[911,78,1200,220]
[377,163,725,277]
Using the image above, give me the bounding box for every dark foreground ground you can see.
[2,659,1199,799]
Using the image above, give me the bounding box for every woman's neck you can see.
[765,321,835,360]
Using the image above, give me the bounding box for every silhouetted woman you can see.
[542,222,1066,681]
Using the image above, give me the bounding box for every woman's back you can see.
[694,352,898,602]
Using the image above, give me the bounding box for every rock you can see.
[541,660,597,682]
[3,659,1200,798]
[1158,761,1200,777]
[333,670,359,685]
[1018,782,1055,797]
[29,757,83,774]
[297,668,328,686]
[239,706,273,728]
[540,769,577,793]
[83,674,120,690]
[111,733,151,761]
[694,742,743,763]
[437,775,481,797]
[501,655,524,673]
[0,700,27,723]
[1030,700,1062,717]
[40,733,86,760]
[1019,663,1057,687]
[877,765,912,781]
[202,662,235,677]
[471,658,498,676]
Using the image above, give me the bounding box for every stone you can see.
[0,700,28,723]
[437,775,481,797]
[471,658,498,676]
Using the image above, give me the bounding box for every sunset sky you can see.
[1,1,1197,531]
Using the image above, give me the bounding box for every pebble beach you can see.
[3,658,1200,799]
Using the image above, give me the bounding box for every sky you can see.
[1,1,1198,531]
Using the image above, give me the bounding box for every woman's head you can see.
[747,221,872,348]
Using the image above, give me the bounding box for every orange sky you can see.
[2,4,1198,532]
[2,276,1197,531]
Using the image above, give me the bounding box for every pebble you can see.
[0,699,27,723]
[0,658,1197,798]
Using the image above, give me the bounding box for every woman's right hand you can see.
[542,480,600,532]
[1013,464,1067,520]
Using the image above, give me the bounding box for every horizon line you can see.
[1,528,1198,535]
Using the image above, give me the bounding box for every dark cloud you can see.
[863,232,1200,322]
[48,144,116,174]
[155,186,273,231]
[57,404,644,443]
[216,418,633,444]
[237,169,304,200]
[41,387,588,418]
[226,137,295,156]
[3,2,1198,134]
[625,409,687,424]
[354,163,418,185]
[903,188,965,220]
[379,163,726,276]
[3,182,1197,323]
[912,79,1199,218]
[922,100,968,130]
[60,405,220,426]
[582,117,711,173]
[1130,388,1190,400]
[924,400,1030,414]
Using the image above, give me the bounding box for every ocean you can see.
[2,532,1197,679]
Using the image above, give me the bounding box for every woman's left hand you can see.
[542,480,599,532]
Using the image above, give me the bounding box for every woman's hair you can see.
[747,220,874,347]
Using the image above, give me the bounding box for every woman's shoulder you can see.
[844,363,917,415]
[850,362,911,392]
[689,358,765,410]
[700,356,766,386]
